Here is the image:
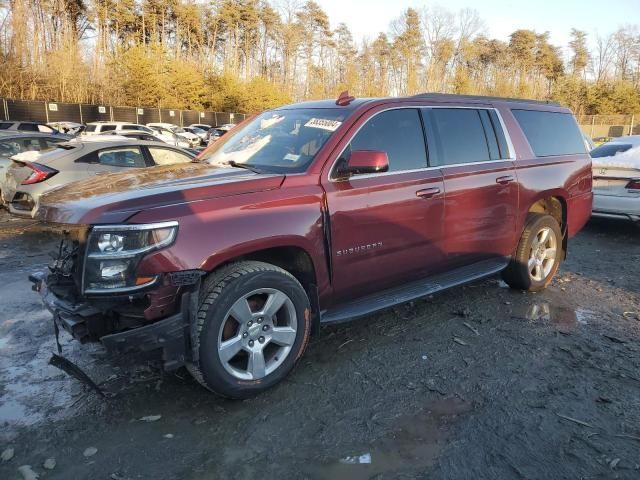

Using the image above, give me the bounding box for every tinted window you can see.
[18,123,38,132]
[0,123,11,130]
[101,125,116,132]
[97,147,145,167]
[148,147,193,165]
[85,124,97,132]
[348,109,427,172]
[590,143,633,158]
[428,109,490,165]
[512,109,586,157]
[42,138,64,150]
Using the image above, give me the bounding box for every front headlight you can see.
[83,221,178,294]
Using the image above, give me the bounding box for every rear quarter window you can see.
[512,109,586,157]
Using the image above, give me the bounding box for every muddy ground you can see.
[0,210,639,480]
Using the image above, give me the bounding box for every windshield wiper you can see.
[226,160,264,174]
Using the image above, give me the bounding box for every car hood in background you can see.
[36,162,285,224]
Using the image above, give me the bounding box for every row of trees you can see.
[1,0,639,114]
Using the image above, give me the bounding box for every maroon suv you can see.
[30,93,593,398]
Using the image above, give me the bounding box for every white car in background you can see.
[591,135,640,222]
[147,123,200,148]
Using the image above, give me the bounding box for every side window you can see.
[124,124,143,131]
[41,138,64,150]
[0,123,11,130]
[0,140,21,158]
[97,147,146,168]
[85,124,97,133]
[347,109,427,172]
[148,147,193,166]
[37,124,54,133]
[18,123,38,132]
[512,109,586,157]
[21,138,42,151]
[101,125,116,132]
[427,109,491,165]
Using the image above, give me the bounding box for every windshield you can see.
[590,143,633,158]
[199,108,347,173]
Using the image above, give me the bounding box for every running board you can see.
[320,258,509,324]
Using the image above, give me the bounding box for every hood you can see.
[36,162,285,224]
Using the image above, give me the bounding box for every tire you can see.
[187,261,311,398]
[502,213,562,292]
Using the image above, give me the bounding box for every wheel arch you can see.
[525,193,568,258]
[201,241,322,333]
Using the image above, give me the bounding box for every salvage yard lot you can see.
[0,210,639,479]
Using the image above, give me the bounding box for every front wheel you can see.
[187,261,311,398]
[502,214,562,292]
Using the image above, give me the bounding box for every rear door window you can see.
[97,147,146,167]
[85,124,97,132]
[148,147,193,165]
[0,123,11,130]
[347,108,427,172]
[512,109,586,157]
[100,124,116,132]
[426,108,491,166]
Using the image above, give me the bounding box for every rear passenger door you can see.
[423,107,518,266]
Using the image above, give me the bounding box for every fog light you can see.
[100,261,129,279]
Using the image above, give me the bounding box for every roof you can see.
[0,131,67,139]
[280,93,564,112]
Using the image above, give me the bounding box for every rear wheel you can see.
[502,214,562,292]
[187,261,311,398]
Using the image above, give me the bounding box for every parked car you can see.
[0,121,60,134]
[30,93,592,398]
[0,132,70,200]
[48,121,85,136]
[189,123,212,131]
[591,135,640,222]
[206,124,235,145]
[147,123,200,148]
[182,126,208,145]
[84,121,155,136]
[2,139,195,216]
[582,132,595,151]
[98,130,165,143]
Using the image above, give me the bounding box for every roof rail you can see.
[411,92,560,106]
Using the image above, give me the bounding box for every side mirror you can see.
[337,150,389,177]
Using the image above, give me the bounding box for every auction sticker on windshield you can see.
[304,118,342,131]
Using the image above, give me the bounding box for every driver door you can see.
[321,108,446,304]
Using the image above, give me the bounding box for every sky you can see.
[316,0,636,48]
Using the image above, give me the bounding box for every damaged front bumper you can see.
[30,271,195,371]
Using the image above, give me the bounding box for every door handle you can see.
[416,187,441,199]
[496,175,515,185]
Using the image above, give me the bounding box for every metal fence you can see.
[0,98,248,127]
[577,114,639,139]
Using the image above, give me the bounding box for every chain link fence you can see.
[0,98,248,127]
[576,114,639,139]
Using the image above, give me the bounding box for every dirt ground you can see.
[0,210,639,480]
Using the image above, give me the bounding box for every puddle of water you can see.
[310,397,471,480]
[523,303,597,329]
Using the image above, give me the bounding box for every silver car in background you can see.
[1,137,195,217]
[0,132,70,194]
[591,135,640,222]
